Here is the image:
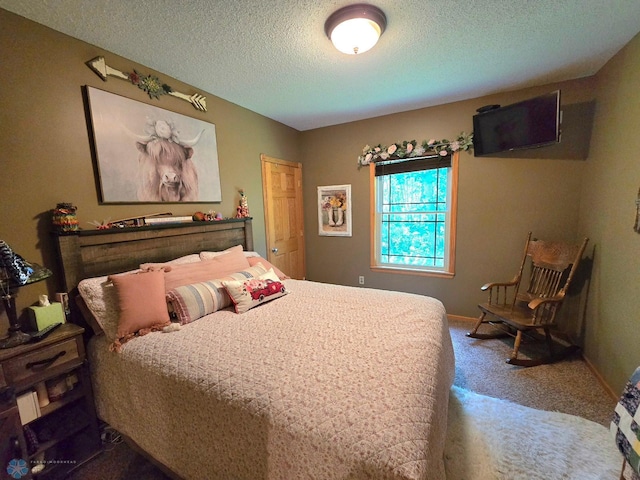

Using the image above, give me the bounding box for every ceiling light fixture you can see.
[324,4,387,55]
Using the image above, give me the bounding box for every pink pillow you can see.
[199,249,290,280]
[141,245,243,271]
[198,244,245,259]
[145,247,251,292]
[246,256,289,280]
[108,270,171,351]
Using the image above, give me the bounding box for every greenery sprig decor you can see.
[127,70,173,99]
[357,132,474,167]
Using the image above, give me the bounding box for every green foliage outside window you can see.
[378,168,449,269]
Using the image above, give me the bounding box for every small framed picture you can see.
[317,184,352,237]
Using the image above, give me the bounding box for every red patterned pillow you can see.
[222,269,289,314]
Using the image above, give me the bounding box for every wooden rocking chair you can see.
[467,232,589,367]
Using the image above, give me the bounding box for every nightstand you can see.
[0,323,101,479]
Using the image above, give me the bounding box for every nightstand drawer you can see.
[2,338,82,389]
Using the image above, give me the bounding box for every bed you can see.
[53,218,455,480]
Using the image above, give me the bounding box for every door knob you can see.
[271,248,278,253]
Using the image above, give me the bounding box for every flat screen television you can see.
[472,90,561,157]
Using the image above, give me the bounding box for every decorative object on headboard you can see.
[357,132,474,167]
[86,56,207,112]
[52,203,79,232]
[86,86,221,204]
[634,188,640,234]
[86,211,228,230]
[235,189,250,218]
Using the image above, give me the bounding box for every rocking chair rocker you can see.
[467,232,589,367]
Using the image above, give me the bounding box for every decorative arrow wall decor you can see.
[86,56,207,112]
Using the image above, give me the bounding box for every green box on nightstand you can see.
[27,302,66,331]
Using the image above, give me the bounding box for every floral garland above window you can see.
[357,132,473,167]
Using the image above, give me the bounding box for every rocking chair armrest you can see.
[480,280,518,291]
[528,293,566,310]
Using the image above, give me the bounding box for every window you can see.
[370,152,458,276]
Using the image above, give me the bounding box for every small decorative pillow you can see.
[166,263,269,324]
[108,270,171,351]
[222,268,289,314]
[78,265,143,340]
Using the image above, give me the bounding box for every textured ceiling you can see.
[2,1,640,131]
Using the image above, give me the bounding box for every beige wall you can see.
[579,31,640,393]
[0,9,300,328]
[300,78,595,321]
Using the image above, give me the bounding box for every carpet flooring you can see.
[67,317,620,479]
[449,317,616,426]
[445,386,621,479]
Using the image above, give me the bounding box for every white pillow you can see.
[164,253,202,265]
[198,245,261,260]
[78,274,121,341]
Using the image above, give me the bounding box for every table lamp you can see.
[0,240,52,349]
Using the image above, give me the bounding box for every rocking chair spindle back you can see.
[467,232,589,367]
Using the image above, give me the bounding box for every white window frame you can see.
[369,152,458,278]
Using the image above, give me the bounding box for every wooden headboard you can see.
[53,218,253,293]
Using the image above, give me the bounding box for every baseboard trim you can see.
[582,354,619,401]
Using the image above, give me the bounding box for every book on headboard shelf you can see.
[144,215,194,225]
[82,212,197,231]
[106,212,193,228]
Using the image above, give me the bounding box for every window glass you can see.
[371,153,457,275]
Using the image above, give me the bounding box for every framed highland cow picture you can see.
[86,86,221,203]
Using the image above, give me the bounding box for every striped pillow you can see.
[166,263,268,324]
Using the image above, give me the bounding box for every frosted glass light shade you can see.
[325,4,387,55]
[330,18,381,55]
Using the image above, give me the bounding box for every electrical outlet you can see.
[358,275,365,285]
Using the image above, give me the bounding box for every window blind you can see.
[374,155,451,176]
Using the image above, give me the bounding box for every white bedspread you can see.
[87,279,455,479]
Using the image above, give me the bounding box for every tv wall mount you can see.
[476,104,501,114]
